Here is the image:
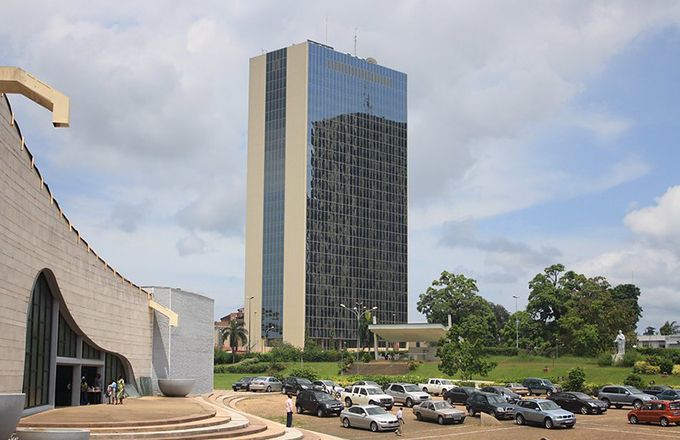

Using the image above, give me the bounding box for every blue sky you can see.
[1,1,679,333]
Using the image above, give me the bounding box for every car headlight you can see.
[496,407,505,412]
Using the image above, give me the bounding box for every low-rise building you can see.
[637,334,680,349]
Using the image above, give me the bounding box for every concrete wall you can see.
[148,287,214,395]
[0,94,153,393]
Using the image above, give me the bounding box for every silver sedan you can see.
[413,400,466,425]
[249,376,282,392]
[340,405,399,432]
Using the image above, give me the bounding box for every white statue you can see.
[613,330,626,363]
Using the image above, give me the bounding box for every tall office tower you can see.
[245,40,407,350]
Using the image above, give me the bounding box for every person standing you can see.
[395,407,404,436]
[285,394,294,428]
[80,377,88,405]
[116,376,125,405]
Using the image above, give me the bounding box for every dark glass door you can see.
[55,365,73,406]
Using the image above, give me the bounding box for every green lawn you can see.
[214,357,680,390]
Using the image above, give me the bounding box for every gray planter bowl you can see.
[158,379,195,397]
[0,393,24,440]
[16,428,90,440]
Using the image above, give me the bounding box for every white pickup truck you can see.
[341,385,394,410]
[418,378,455,396]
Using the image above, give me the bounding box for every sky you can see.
[1,1,679,333]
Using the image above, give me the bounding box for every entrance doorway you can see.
[55,365,73,407]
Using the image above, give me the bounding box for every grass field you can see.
[214,356,680,389]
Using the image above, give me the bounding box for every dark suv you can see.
[282,377,313,395]
[466,392,515,420]
[444,386,478,405]
[522,378,561,396]
[295,389,344,417]
[232,376,254,392]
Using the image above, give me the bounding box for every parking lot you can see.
[234,393,680,440]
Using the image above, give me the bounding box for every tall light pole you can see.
[340,303,377,352]
[247,296,254,353]
[512,295,519,350]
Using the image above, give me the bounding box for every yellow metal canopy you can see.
[368,323,448,342]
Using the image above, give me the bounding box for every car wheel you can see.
[296,405,303,414]
[527,389,532,396]
[266,386,271,392]
[342,417,351,428]
[615,404,623,409]
[438,415,444,425]
[442,388,447,395]
[633,400,642,409]
[370,421,379,432]
[468,407,476,417]
[423,387,429,394]
[345,397,352,407]
[629,415,638,424]
[660,417,669,427]
[601,398,610,408]
[515,414,525,425]
[546,390,553,397]
[405,398,413,408]
[317,408,324,417]
[415,412,422,421]
[580,406,589,415]
[447,397,454,405]
[544,417,554,429]
[369,400,377,406]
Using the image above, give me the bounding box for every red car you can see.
[628,400,680,427]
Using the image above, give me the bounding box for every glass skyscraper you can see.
[245,40,407,349]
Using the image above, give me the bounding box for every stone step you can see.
[89,415,236,436]
[18,409,217,429]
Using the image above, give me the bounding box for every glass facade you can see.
[23,273,53,409]
[305,42,408,347]
[261,48,287,339]
[57,313,78,357]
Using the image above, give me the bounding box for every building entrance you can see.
[55,365,73,407]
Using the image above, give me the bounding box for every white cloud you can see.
[625,185,680,249]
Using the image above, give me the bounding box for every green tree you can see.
[220,320,248,363]
[358,310,374,351]
[564,367,586,392]
[660,321,680,335]
[643,327,656,336]
[437,327,496,380]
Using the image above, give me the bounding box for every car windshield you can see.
[542,380,554,386]
[314,392,332,401]
[404,385,419,392]
[571,392,591,400]
[441,380,453,385]
[488,395,506,404]
[627,387,643,394]
[367,388,383,395]
[323,381,335,386]
[539,401,561,411]
[298,379,312,385]
[366,407,387,415]
[498,387,513,394]
[253,377,266,382]
[433,401,453,410]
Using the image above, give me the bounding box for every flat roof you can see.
[368,323,448,342]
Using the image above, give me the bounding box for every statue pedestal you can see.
[612,353,624,365]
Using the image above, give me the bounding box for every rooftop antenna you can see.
[325,16,329,44]
[353,27,358,56]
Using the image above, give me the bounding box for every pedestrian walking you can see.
[285,394,294,428]
[395,407,404,436]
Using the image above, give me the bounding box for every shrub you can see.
[621,350,640,367]
[361,352,372,363]
[407,359,420,372]
[633,361,661,375]
[597,353,613,367]
[286,367,319,382]
[673,365,680,376]
[658,358,674,375]
[564,367,586,392]
[481,347,519,356]
[269,342,303,362]
[624,373,645,389]
[214,362,268,374]
[583,383,607,396]
[267,361,286,375]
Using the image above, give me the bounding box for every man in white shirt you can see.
[285,394,294,427]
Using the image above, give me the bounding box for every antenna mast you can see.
[353,27,358,56]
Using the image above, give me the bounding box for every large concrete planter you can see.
[158,379,195,397]
[16,428,90,440]
[0,393,24,440]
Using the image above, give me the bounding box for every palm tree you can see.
[660,321,680,336]
[221,320,248,363]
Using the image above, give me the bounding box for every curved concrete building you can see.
[0,93,213,414]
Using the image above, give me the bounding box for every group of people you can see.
[79,374,102,405]
[106,376,126,405]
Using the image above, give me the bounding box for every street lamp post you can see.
[340,303,377,352]
[513,295,519,350]
[247,296,254,353]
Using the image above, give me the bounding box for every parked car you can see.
[514,398,576,429]
[444,386,478,405]
[628,400,680,427]
[232,376,254,392]
[522,378,561,396]
[413,400,466,425]
[505,382,529,396]
[656,389,680,401]
[644,385,674,397]
[340,405,399,432]
[282,377,313,395]
[418,378,455,396]
[465,391,515,420]
[384,383,430,408]
[481,386,521,403]
[597,385,654,409]
[548,392,608,415]
[312,380,344,396]
[295,389,344,417]
[341,385,394,409]
[350,380,381,388]
[249,376,282,392]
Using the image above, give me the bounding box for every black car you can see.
[522,378,561,396]
[295,389,344,417]
[548,392,608,415]
[232,376,255,392]
[444,386,478,405]
[466,392,515,420]
[282,377,314,395]
[643,385,673,396]
[656,389,680,401]
[481,386,521,403]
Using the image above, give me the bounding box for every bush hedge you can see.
[624,373,646,389]
[633,361,661,375]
